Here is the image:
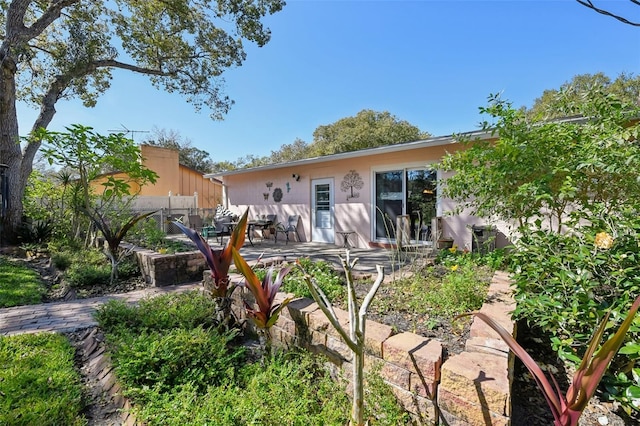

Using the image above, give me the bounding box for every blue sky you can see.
[18,0,640,163]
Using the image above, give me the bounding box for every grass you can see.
[0,257,47,308]
[0,333,86,425]
[96,291,411,425]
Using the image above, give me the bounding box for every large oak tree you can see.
[0,0,284,242]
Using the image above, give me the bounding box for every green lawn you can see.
[0,333,86,425]
[0,257,47,308]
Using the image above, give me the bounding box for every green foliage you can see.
[128,218,167,248]
[127,350,352,426]
[0,0,286,244]
[0,333,86,425]
[112,327,244,394]
[39,125,159,281]
[95,291,220,334]
[116,255,140,279]
[97,292,243,395]
[440,88,640,232]
[65,262,112,288]
[18,219,54,245]
[23,169,85,245]
[526,72,640,120]
[426,264,490,317]
[0,257,46,308]
[463,296,640,425]
[51,252,73,270]
[440,87,640,415]
[310,109,430,156]
[281,257,344,303]
[512,215,640,415]
[363,255,492,333]
[365,367,413,425]
[97,292,411,425]
[211,109,430,171]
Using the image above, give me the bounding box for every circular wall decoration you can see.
[273,187,283,202]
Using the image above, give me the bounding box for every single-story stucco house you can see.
[206,130,510,251]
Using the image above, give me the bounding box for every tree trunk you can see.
[0,43,59,244]
[0,54,23,244]
[352,347,365,426]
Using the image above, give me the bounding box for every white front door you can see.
[311,178,334,243]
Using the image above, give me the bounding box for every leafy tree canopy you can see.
[0,0,284,243]
[310,109,430,157]
[440,86,640,233]
[525,72,640,120]
[143,127,213,173]
[211,109,430,172]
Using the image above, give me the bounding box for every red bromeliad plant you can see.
[176,209,248,297]
[232,247,293,352]
[175,209,248,326]
[461,295,640,426]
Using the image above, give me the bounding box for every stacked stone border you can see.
[227,269,516,425]
[72,327,138,426]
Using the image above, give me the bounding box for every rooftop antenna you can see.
[108,124,150,142]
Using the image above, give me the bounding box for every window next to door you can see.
[374,168,437,243]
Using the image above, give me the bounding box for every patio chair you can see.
[204,216,232,245]
[262,214,277,239]
[274,215,300,244]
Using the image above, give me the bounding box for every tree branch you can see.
[93,59,172,77]
[10,0,81,43]
[576,0,640,26]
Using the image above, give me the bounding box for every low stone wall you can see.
[134,248,207,287]
[228,269,516,425]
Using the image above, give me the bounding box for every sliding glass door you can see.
[374,168,437,243]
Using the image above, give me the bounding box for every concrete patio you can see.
[165,232,435,278]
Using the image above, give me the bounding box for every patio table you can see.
[337,230,356,248]
[228,220,273,246]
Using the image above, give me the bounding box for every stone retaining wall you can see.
[226,269,516,425]
[134,248,207,287]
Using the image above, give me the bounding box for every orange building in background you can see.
[91,144,222,209]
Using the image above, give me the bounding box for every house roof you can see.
[206,128,495,179]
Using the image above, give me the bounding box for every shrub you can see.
[128,217,166,248]
[128,350,354,426]
[422,263,489,317]
[65,262,111,288]
[112,327,244,394]
[50,252,73,270]
[511,214,640,416]
[95,291,220,334]
[116,255,140,279]
[281,257,344,302]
